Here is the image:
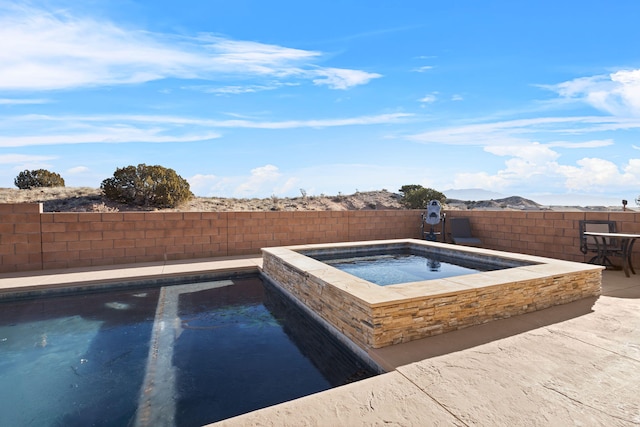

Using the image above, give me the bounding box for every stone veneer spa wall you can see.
[261,239,602,349]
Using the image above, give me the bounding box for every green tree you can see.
[101,164,192,208]
[14,169,65,189]
[398,184,446,209]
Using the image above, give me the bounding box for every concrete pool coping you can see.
[0,255,263,298]
[1,255,639,425]
[265,239,600,304]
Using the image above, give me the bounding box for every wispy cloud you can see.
[0,112,413,147]
[547,139,614,148]
[0,128,222,147]
[0,153,57,164]
[0,98,51,105]
[543,69,640,117]
[0,1,380,91]
[418,93,437,104]
[310,67,381,90]
[407,115,640,195]
[407,116,640,146]
[67,166,90,174]
[201,82,298,95]
[234,164,282,196]
[189,165,289,198]
[450,151,640,195]
[0,153,57,175]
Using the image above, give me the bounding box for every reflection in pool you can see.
[323,252,501,285]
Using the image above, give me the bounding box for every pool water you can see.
[325,252,503,285]
[0,277,376,427]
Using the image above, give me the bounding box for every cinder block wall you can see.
[0,205,421,272]
[445,210,640,265]
[1,203,639,273]
[0,203,43,272]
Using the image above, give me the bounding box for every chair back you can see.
[424,200,442,225]
[449,217,473,238]
[579,220,617,253]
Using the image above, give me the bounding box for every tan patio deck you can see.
[1,257,638,426]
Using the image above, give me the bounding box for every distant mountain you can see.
[443,188,506,201]
[446,195,541,210]
[443,188,507,200]
[530,193,628,207]
[443,188,630,208]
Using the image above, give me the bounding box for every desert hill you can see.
[0,187,407,212]
[1,187,618,212]
[446,195,541,210]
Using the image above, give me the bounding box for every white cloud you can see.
[547,69,640,117]
[407,116,640,147]
[449,149,640,195]
[404,111,640,195]
[451,171,510,192]
[310,67,382,90]
[0,153,56,164]
[451,94,463,101]
[0,128,222,147]
[0,112,412,147]
[190,166,290,198]
[0,98,50,105]
[412,66,434,73]
[485,143,560,163]
[188,173,219,196]
[547,139,614,148]
[560,158,640,191]
[410,116,640,195]
[0,153,57,174]
[408,117,564,146]
[204,84,282,95]
[274,177,300,196]
[235,165,282,196]
[419,94,437,104]
[0,2,380,91]
[67,166,90,174]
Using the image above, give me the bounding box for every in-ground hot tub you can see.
[261,239,602,350]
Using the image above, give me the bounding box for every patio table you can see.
[583,231,640,277]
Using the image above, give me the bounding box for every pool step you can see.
[134,280,235,427]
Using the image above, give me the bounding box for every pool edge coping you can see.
[0,255,263,299]
[261,238,604,308]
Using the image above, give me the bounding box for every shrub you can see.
[101,164,192,208]
[398,184,446,209]
[14,169,65,189]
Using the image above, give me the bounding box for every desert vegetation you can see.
[100,164,192,208]
[14,169,65,190]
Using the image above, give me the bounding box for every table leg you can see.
[626,238,637,276]
[592,236,606,266]
[620,239,630,277]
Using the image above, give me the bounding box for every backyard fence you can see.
[1,203,639,273]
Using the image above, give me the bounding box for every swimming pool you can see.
[0,276,377,426]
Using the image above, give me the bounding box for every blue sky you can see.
[2,0,640,205]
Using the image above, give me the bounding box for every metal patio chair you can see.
[579,219,624,268]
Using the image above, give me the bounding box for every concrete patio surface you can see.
[1,258,638,426]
